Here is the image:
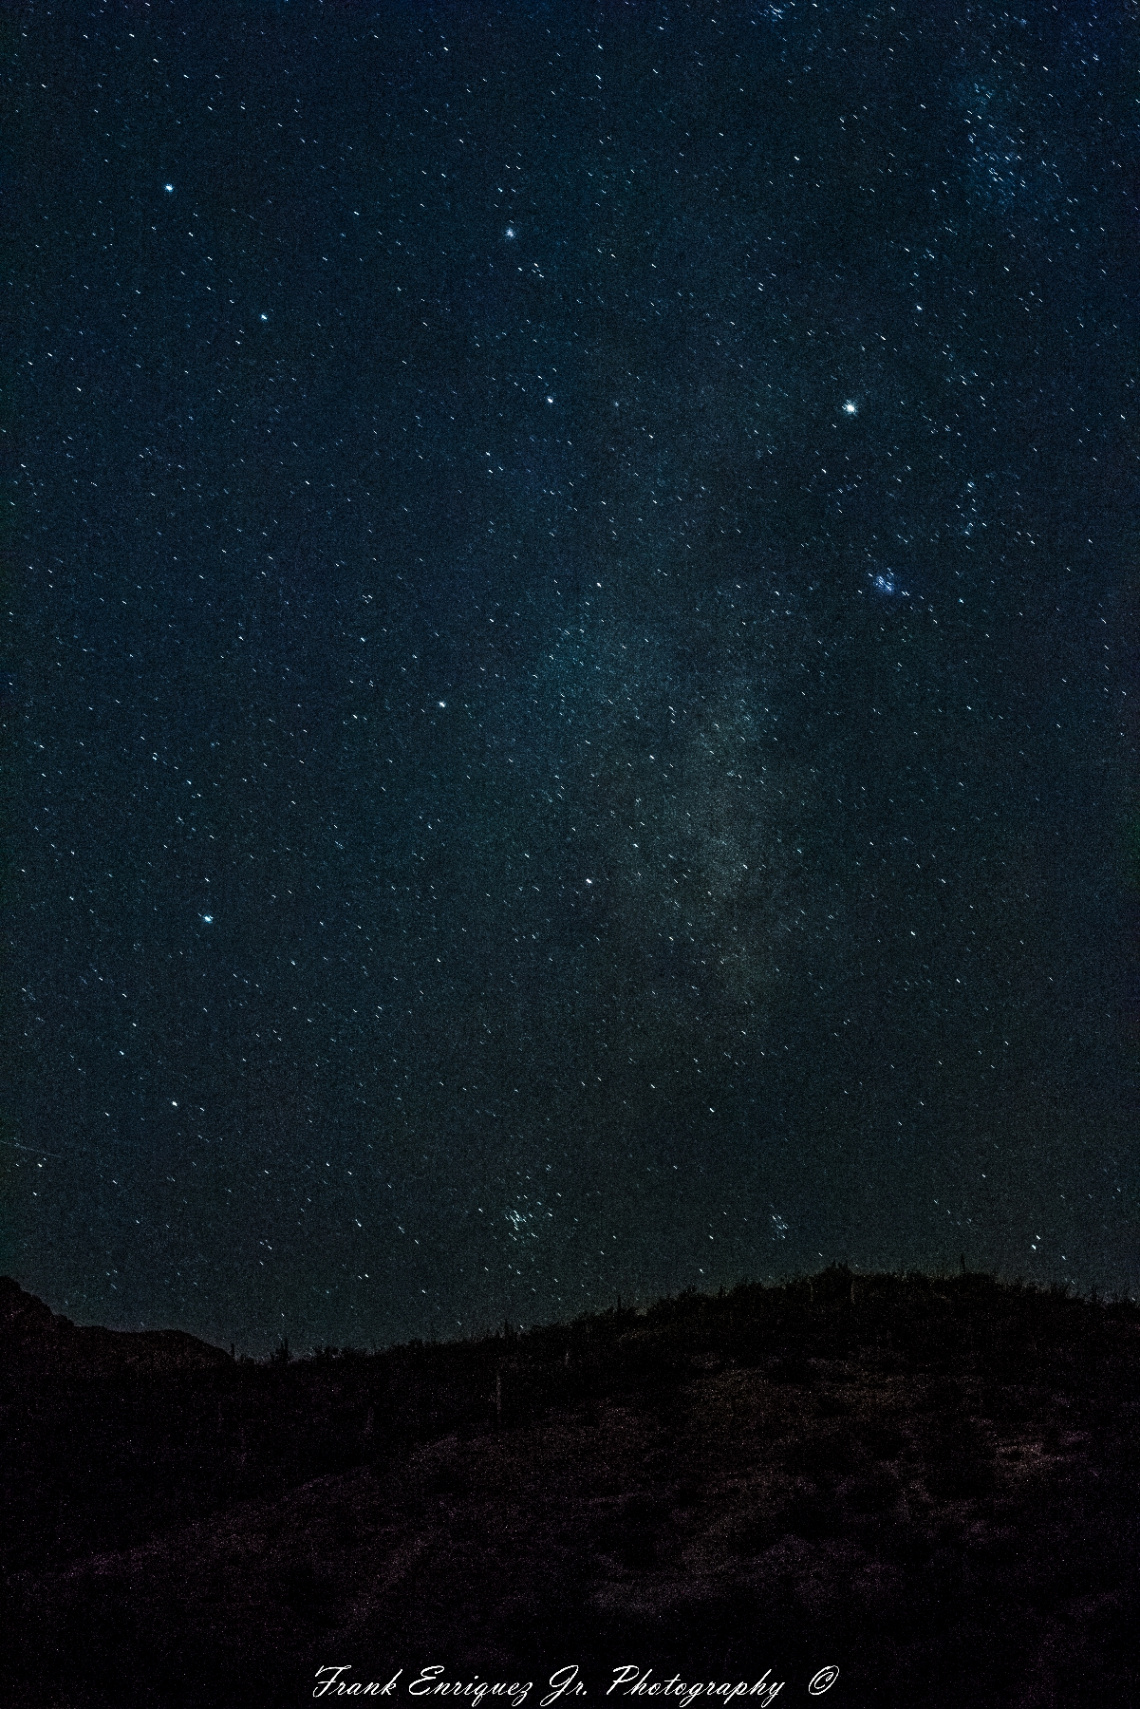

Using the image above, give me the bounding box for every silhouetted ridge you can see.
[0,1275,231,1375]
[4,1270,1139,1708]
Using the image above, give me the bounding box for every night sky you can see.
[5,1,1137,1353]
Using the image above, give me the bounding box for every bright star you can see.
[201,913,213,924]
[843,400,858,415]
[164,183,174,193]
[504,225,516,239]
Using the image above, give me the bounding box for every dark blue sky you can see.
[4,0,1137,1351]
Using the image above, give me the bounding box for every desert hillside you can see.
[2,1269,1138,1708]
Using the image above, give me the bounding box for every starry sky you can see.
[4,0,1137,1353]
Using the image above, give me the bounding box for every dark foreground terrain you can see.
[2,1269,1139,1709]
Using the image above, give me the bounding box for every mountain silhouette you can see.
[0,1274,232,1376]
[2,1268,1138,1708]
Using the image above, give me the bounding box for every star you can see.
[842,400,858,415]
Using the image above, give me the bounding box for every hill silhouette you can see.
[0,1275,233,1378]
[2,1268,1138,1708]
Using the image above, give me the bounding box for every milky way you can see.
[5,2,1136,1350]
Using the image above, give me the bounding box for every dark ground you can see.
[2,1268,1138,1708]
